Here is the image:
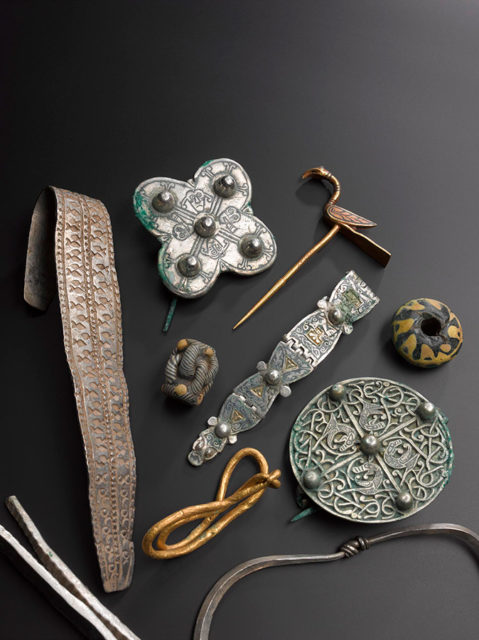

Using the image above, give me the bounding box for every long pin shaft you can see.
[233,225,340,329]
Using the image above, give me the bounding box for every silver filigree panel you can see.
[290,378,453,523]
[284,306,341,367]
[268,341,314,384]
[329,271,379,324]
[284,270,379,366]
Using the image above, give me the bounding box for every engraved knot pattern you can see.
[290,378,453,523]
[134,158,277,298]
[284,271,379,367]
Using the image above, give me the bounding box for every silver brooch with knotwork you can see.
[134,158,277,296]
[162,338,219,406]
[188,271,379,466]
[290,377,454,523]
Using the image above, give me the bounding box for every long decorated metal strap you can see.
[24,187,136,592]
[188,271,379,466]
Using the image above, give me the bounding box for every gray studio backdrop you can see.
[1,1,478,639]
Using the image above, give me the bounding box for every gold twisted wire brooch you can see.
[142,448,281,559]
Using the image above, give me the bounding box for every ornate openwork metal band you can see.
[188,271,379,466]
[290,378,453,523]
[24,187,136,592]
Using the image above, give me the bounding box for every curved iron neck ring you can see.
[194,522,479,640]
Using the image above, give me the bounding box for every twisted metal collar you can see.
[1,498,477,640]
[194,523,479,640]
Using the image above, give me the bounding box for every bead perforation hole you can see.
[421,317,441,336]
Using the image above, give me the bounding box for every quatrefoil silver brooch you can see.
[134,158,277,298]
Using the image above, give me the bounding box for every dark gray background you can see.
[1,1,479,638]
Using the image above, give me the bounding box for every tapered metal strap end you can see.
[339,224,391,266]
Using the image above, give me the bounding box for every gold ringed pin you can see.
[233,167,391,330]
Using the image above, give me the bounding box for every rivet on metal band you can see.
[188,271,379,466]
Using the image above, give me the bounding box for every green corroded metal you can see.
[162,297,177,333]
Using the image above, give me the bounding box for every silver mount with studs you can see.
[188,271,379,466]
[134,158,277,298]
[290,377,454,523]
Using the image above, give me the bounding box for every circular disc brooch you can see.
[290,378,453,523]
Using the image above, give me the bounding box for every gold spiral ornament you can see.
[142,448,280,559]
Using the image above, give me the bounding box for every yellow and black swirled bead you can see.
[392,298,463,368]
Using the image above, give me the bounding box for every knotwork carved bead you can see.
[162,338,219,406]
